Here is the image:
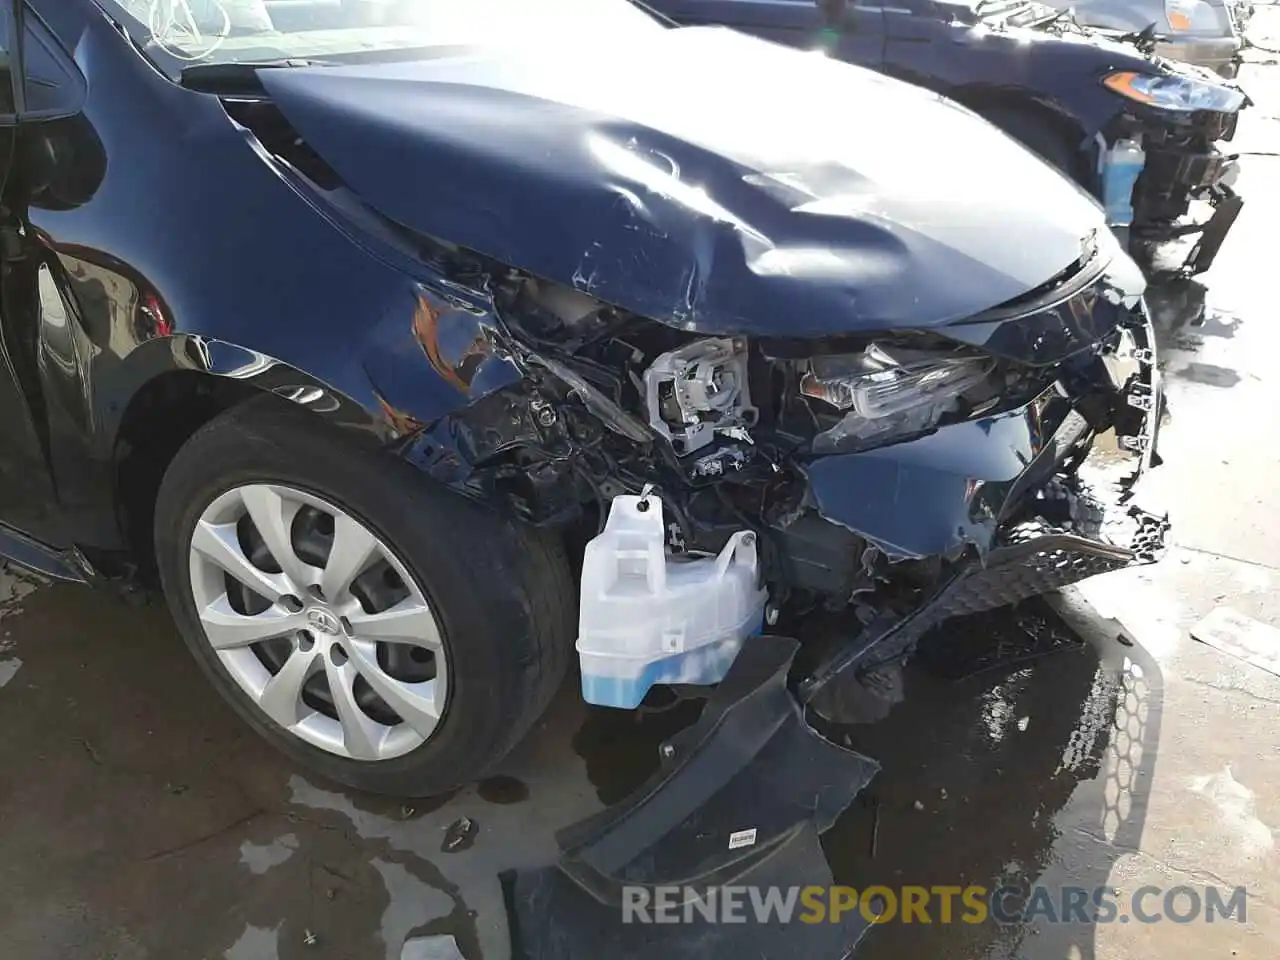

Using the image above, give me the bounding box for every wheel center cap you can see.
[305,607,342,637]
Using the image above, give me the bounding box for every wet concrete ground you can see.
[4,50,1280,960]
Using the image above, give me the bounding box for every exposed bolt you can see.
[741,532,756,547]
[532,401,557,427]
[660,743,676,760]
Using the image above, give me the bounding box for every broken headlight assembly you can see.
[644,338,758,456]
[800,343,993,452]
[1102,71,1246,114]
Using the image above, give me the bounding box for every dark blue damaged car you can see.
[646,0,1249,327]
[0,0,1166,795]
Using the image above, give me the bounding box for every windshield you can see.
[101,0,664,67]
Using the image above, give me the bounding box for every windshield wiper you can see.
[179,59,338,94]
[1118,22,1160,54]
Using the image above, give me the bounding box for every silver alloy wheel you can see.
[187,483,448,761]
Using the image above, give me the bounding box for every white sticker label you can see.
[728,828,758,851]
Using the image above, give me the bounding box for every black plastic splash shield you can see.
[1186,186,1243,277]
[504,823,872,960]
[555,635,879,906]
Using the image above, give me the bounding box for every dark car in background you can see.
[648,0,1248,325]
[1053,0,1251,77]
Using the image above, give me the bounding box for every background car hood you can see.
[261,26,1107,338]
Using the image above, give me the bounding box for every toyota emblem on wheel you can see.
[305,607,342,636]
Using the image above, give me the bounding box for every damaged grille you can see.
[1144,147,1233,191]
[942,474,1169,621]
[937,509,1168,620]
[799,472,1169,699]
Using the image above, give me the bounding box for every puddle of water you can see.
[0,558,1166,960]
[370,859,456,960]
[239,833,300,875]
[570,697,705,806]
[477,775,530,806]
[224,923,282,960]
[809,601,1156,960]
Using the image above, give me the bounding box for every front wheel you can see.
[154,398,574,796]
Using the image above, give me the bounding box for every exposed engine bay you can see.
[405,255,1168,719]
[219,36,1171,721]
[1118,105,1242,272]
[1096,63,1247,325]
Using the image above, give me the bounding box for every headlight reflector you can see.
[1103,71,1246,113]
[801,343,992,450]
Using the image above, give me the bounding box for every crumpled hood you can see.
[261,26,1107,338]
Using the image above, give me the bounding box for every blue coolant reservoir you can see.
[1101,138,1145,227]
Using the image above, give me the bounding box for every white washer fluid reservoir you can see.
[576,493,768,709]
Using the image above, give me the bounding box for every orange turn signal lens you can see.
[1103,71,1156,104]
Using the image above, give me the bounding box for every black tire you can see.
[154,397,575,797]
[976,103,1085,186]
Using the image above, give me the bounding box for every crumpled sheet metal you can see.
[798,386,1078,559]
[260,26,1101,338]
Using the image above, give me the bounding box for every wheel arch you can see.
[110,335,387,580]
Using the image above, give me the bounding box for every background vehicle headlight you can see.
[800,344,992,451]
[1103,71,1246,113]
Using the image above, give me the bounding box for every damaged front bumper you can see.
[787,310,1168,704]
[516,313,1168,945]
[1140,147,1243,277]
[1125,105,1245,289]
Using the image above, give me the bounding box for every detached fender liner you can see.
[558,636,878,901]
[504,824,872,959]
[503,636,878,958]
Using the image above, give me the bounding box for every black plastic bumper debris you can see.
[503,635,878,958]
[504,823,872,960]
[557,635,878,904]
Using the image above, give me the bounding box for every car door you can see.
[0,0,68,550]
